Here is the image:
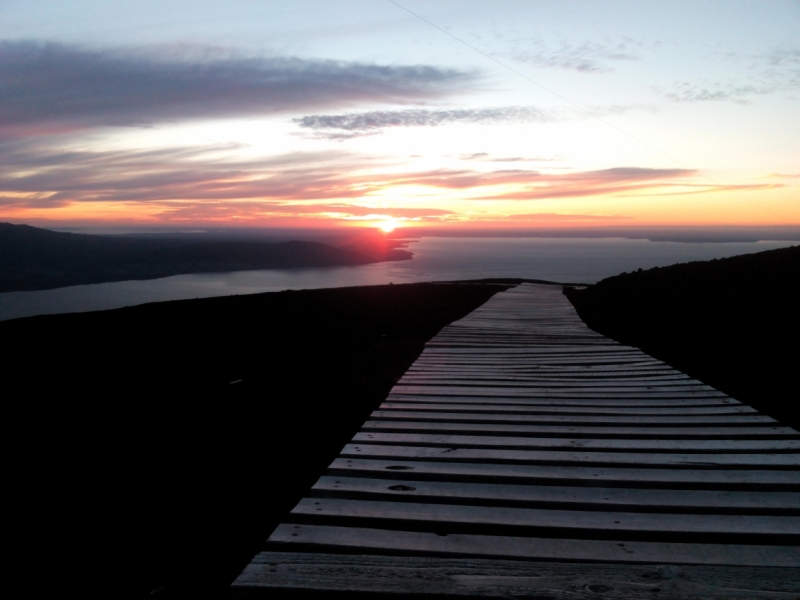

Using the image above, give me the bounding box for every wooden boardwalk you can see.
[232,283,800,598]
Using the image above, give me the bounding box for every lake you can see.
[0,236,795,321]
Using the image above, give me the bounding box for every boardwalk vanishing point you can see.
[231,283,800,599]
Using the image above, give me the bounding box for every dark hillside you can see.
[2,282,507,598]
[0,222,411,292]
[565,245,799,428]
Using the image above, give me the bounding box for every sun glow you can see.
[378,219,399,232]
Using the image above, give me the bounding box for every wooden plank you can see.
[328,458,800,490]
[412,359,671,366]
[403,369,693,378]
[421,343,636,348]
[341,444,800,468]
[426,336,622,340]
[265,525,800,567]
[233,552,800,598]
[404,371,701,383]
[422,346,640,352]
[414,356,666,363]
[399,379,703,386]
[386,394,744,407]
[425,345,621,350]
[396,380,714,391]
[389,387,729,398]
[363,420,799,440]
[311,476,800,514]
[394,381,722,390]
[370,410,775,425]
[401,370,696,379]
[413,359,668,367]
[421,348,642,355]
[416,353,658,360]
[404,371,689,379]
[436,330,597,335]
[406,368,689,375]
[351,432,799,453]
[379,403,754,415]
[288,498,800,540]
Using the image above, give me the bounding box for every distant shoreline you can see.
[0,222,411,293]
[2,233,795,323]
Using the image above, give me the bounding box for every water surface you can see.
[1,237,794,321]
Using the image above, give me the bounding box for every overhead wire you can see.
[387,0,783,220]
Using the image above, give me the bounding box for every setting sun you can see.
[378,220,398,233]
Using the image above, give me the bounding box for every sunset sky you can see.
[1,1,798,231]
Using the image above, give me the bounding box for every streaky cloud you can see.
[148,202,454,222]
[295,104,651,139]
[657,46,800,104]
[473,168,700,200]
[660,81,772,104]
[506,38,643,73]
[0,137,742,220]
[295,106,557,136]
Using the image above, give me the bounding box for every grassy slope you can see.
[565,245,799,429]
[3,282,507,598]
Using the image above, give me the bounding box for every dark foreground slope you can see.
[0,222,411,292]
[565,245,799,428]
[3,282,506,599]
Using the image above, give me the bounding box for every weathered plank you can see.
[266,524,800,567]
[288,498,800,541]
[379,403,755,415]
[386,394,744,407]
[352,432,799,452]
[389,387,731,398]
[310,476,800,514]
[402,371,695,380]
[392,382,728,392]
[363,420,798,439]
[328,458,800,490]
[370,410,775,425]
[232,552,800,598]
[341,444,800,468]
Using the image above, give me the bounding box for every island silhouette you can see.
[0,222,411,292]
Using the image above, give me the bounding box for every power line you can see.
[387,0,782,219]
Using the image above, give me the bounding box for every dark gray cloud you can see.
[295,103,650,139]
[0,41,474,137]
[295,106,558,138]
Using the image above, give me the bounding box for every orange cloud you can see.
[1,139,792,227]
[0,140,701,207]
[149,201,454,222]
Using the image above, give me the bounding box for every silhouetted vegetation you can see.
[0,222,411,292]
[565,245,800,429]
[3,282,508,598]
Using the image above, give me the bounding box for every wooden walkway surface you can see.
[231,283,800,598]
